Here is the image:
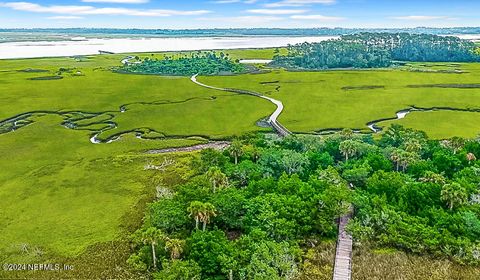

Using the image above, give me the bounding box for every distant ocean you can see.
[0,36,337,59]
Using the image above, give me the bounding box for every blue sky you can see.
[0,0,479,29]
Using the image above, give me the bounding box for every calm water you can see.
[0,36,337,59]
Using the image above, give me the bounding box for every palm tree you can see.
[384,124,403,146]
[403,139,422,153]
[389,148,402,171]
[206,166,228,193]
[340,128,354,139]
[244,144,260,163]
[188,201,205,230]
[441,182,468,210]
[139,227,164,270]
[251,146,261,163]
[450,137,465,154]
[419,171,446,185]
[188,201,217,231]
[339,140,359,161]
[398,150,418,172]
[441,137,465,154]
[165,238,186,260]
[229,140,244,165]
[200,202,217,231]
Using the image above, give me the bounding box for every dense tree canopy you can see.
[130,126,480,279]
[342,33,480,62]
[120,51,245,76]
[272,40,392,70]
[272,33,480,70]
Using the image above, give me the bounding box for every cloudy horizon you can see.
[0,0,479,29]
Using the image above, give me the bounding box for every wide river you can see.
[0,36,337,59]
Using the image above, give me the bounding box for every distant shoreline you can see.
[2,27,480,43]
[2,27,480,33]
[0,36,335,60]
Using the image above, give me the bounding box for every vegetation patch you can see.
[342,85,385,91]
[272,33,480,70]
[128,136,351,279]
[408,83,480,89]
[118,51,246,76]
[407,69,466,74]
[28,75,63,80]
[272,39,392,70]
[353,247,480,280]
[128,128,480,279]
[259,80,279,84]
[18,68,49,73]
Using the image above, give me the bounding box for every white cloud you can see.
[212,0,241,3]
[291,14,344,21]
[0,2,211,16]
[46,15,83,19]
[81,0,148,3]
[265,0,336,7]
[247,9,307,15]
[197,15,282,25]
[1,2,93,13]
[391,15,454,21]
[211,0,258,3]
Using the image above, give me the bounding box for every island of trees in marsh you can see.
[119,51,246,76]
[272,33,480,70]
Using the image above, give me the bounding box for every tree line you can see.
[272,33,480,70]
[128,126,480,279]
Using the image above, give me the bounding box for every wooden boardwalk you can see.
[191,74,291,137]
[333,206,353,280]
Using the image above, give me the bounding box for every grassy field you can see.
[0,114,200,258]
[0,56,273,139]
[200,63,480,139]
[0,117,197,278]
[377,110,480,139]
